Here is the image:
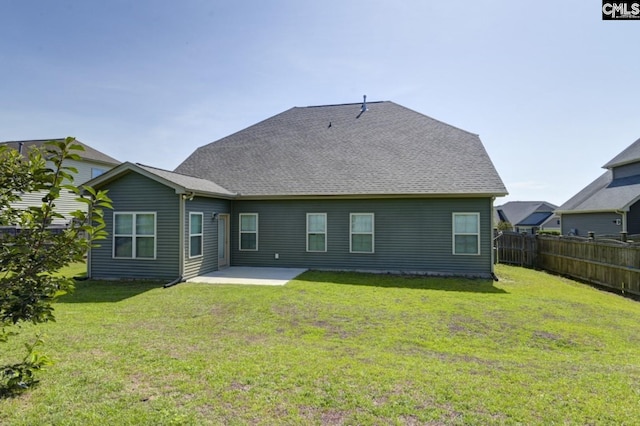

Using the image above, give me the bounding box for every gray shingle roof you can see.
[135,163,235,197]
[0,138,120,165]
[175,101,507,197]
[87,162,235,197]
[556,170,640,212]
[495,201,557,226]
[603,137,640,169]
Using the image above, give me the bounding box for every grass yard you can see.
[2,265,640,425]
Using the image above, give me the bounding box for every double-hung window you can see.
[453,213,480,255]
[350,213,374,253]
[113,212,156,259]
[307,213,327,252]
[239,213,258,251]
[189,212,203,258]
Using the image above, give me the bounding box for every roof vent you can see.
[356,95,368,118]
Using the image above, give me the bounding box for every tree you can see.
[0,138,112,396]
[496,221,513,231]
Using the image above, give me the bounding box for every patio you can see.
[186,266,308,286]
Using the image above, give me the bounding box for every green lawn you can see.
[2,265,640,425]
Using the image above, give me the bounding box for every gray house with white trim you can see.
[495,201,558,234]
[86,101,507,280]
[557,137,640,236]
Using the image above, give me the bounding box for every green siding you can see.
[183,197,231,279]
[231,198,494,277]
[89,173,181,280]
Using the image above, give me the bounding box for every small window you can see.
[189,212,203,258]
[307,213,327,252]
[91,168,106,179]
[350,213,374,253]
[113,212,156,259]
[239,213,258,251]
[453,213,480,255]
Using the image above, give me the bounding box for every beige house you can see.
[0,138,120,227]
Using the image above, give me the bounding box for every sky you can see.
[1,0,638,206]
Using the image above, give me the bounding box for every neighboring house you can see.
[494,201,558,234]
[86,101,508,281]
[557,137,640,237]
[0,138,120,227]
[539,213,561,232]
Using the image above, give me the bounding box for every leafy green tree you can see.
[496,221,513,231]
[0,138,112,396]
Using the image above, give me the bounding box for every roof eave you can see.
[191,190,237,200]
[234,192,508,201]
[556,208,628,215]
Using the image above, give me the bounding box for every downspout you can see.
[490,197,497,279]
[85,197,93,279]
[164,193,186,288]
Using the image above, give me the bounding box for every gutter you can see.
[179,192,185,278]
[555,207,630,214]
[234,192,509,201]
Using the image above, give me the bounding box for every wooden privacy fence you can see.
[494,232,537,267]
[494,232,640,296]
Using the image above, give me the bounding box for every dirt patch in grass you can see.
[298,406,351,425]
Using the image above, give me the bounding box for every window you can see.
[91,167,106,179]
[453,213,480,255]
[189,212,203,258]
[307,213,327,252]
[350,213,374,253]
[113,212,156,259]
[239,213,258,251]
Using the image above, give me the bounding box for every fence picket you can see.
[494,232,640,296]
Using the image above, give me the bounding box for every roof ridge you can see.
[0,138,66,144]
[301,101,388,109]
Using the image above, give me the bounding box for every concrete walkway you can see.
[186,266,308,286]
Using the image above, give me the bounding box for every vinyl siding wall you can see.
[89,173,181,280]
[561,212,623,236]
[183,197,231,279]
[12,159,115,225]
[231,198,494,277]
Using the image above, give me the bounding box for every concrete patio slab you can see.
[186,267,308,286]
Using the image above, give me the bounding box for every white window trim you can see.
[239,213,259,251]
[306,213,327,252]
[112,212,157,260]
[189,212,204,259]
[350,213,375,254]
[452,212,480,255]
